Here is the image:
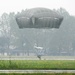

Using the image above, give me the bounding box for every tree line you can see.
[0,8,75,56]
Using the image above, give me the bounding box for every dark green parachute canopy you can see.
[16,8,63,29]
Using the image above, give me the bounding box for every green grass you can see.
[0,73,75,75]
[0,60,75,70]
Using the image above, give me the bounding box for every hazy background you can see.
[0,0,75,57]
[0,0,75,16]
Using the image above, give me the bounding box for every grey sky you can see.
[0,0,75,16]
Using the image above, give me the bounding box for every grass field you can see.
[0,60,75,70]
[0,73,75,75]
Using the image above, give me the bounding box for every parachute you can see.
[16,8,63,29]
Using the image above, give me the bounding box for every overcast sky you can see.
[0,0,75,16]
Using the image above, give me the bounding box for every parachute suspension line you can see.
[34,29,42,57]
[44,29,47,55]
[35,29,39,55]
[44,29,49,55]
